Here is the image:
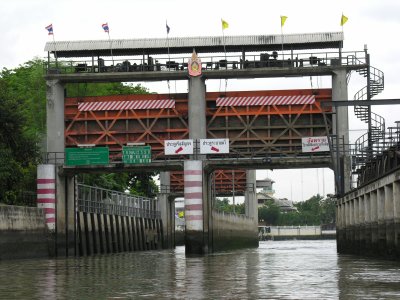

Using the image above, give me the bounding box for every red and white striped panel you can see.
[37,165,56,231]
[184,160,203,231]
[216,95,315,107]
[78,99,175,111]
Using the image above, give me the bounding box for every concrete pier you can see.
[337,169,400,259]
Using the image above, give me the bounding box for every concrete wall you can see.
[211,211,258,251]
[76,211,163,256]
[337,169,400,259]
[0,205,49,259]
[259,226,336,241]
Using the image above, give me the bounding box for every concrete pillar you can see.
[159,172,174,249]
[358,195,365,252]
[377,187,386,255]
[37,165,56,231]
[332,69,351,193]
[46,80,65,154]
[370,190,378,253]
[384,184,395,257]
[394,180,400,259]
[353,198,360,254]
[245,170,257,224]
[46,79,76,256]
[184,160,204,254]
[188,77,206,142]
[55,174,75,257]
[364,193,372,254]
[185,76,207,254]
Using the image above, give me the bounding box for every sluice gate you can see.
[76,184,162,256]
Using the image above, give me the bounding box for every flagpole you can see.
[221,19,228,93]
[221,20,227,65]
[166,20,171,64]
[281,24,284,65]
[51,32,58,68]
[107,31,114,66]
[166,20,171,95]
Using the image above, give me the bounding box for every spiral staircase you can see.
[352,61,385,175]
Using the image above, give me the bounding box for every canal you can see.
[1,240,400,299]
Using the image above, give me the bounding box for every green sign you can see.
[65,147,109,166]
[123,146,152,164]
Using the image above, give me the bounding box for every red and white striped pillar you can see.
[37,164,56,230]
[184,160,203,231]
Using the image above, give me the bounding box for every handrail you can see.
[76,183,160,218]
[44,50,367,75]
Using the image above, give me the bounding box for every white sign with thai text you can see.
[164,139,194,155]
[301,136,330,152]
[199,138,229,154]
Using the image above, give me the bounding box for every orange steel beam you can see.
[65,89,332,190]
[170,170,247,196]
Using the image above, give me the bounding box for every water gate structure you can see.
[41,31,400,258]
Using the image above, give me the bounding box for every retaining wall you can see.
[211,211,258,251]
[0,205,49,259]
[337,169,400,259]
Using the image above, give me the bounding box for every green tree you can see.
[258,202,281,225]
[0,58,156,204]
[0,74,39,204]
[215,198,245,214]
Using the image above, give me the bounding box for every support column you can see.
[46,80,65,155]
[394,181,400,259]
[377,187,386,255]
[46,79,75,256]
[185,76,207,254]
[384,184,395,257]
[184,160,204,254]
[159,172,174,249]
[245,170,257,224]
[188,76,207,142]
[364,193,372,255]
[332,70,351,194]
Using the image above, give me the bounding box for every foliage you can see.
[65,82,149,97]
[258,194,336,226]
[77,172,159,198]
[259,202,281,225]
[0,62,41,204]
[215,198,245,214]
[0,58,155,204]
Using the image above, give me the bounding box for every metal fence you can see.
[77,184,160,219]
[44,50,367,75]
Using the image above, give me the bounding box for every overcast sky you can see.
[1,0,399,202]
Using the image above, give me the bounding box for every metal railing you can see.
[77,184,160,219]
[44,50,367,75]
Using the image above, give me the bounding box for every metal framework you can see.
[65,89,332,159]
[65,89,332,192]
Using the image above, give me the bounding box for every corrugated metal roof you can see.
[44,32,343,58]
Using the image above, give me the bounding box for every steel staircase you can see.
[353,64,385,171]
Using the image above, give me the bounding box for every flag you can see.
[45,24,53,35]
[166,22,170,34]
[102,23,109,33]
[340,14,348,26]
[281,16,288,27]
[221,19,229,30]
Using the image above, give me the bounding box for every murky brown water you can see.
[0,240,399,299]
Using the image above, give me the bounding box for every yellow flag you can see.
[281,16,288,27]
[341,14,348,26]
[221,19,229,30]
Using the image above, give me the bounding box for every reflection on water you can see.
[0,240,399,299]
